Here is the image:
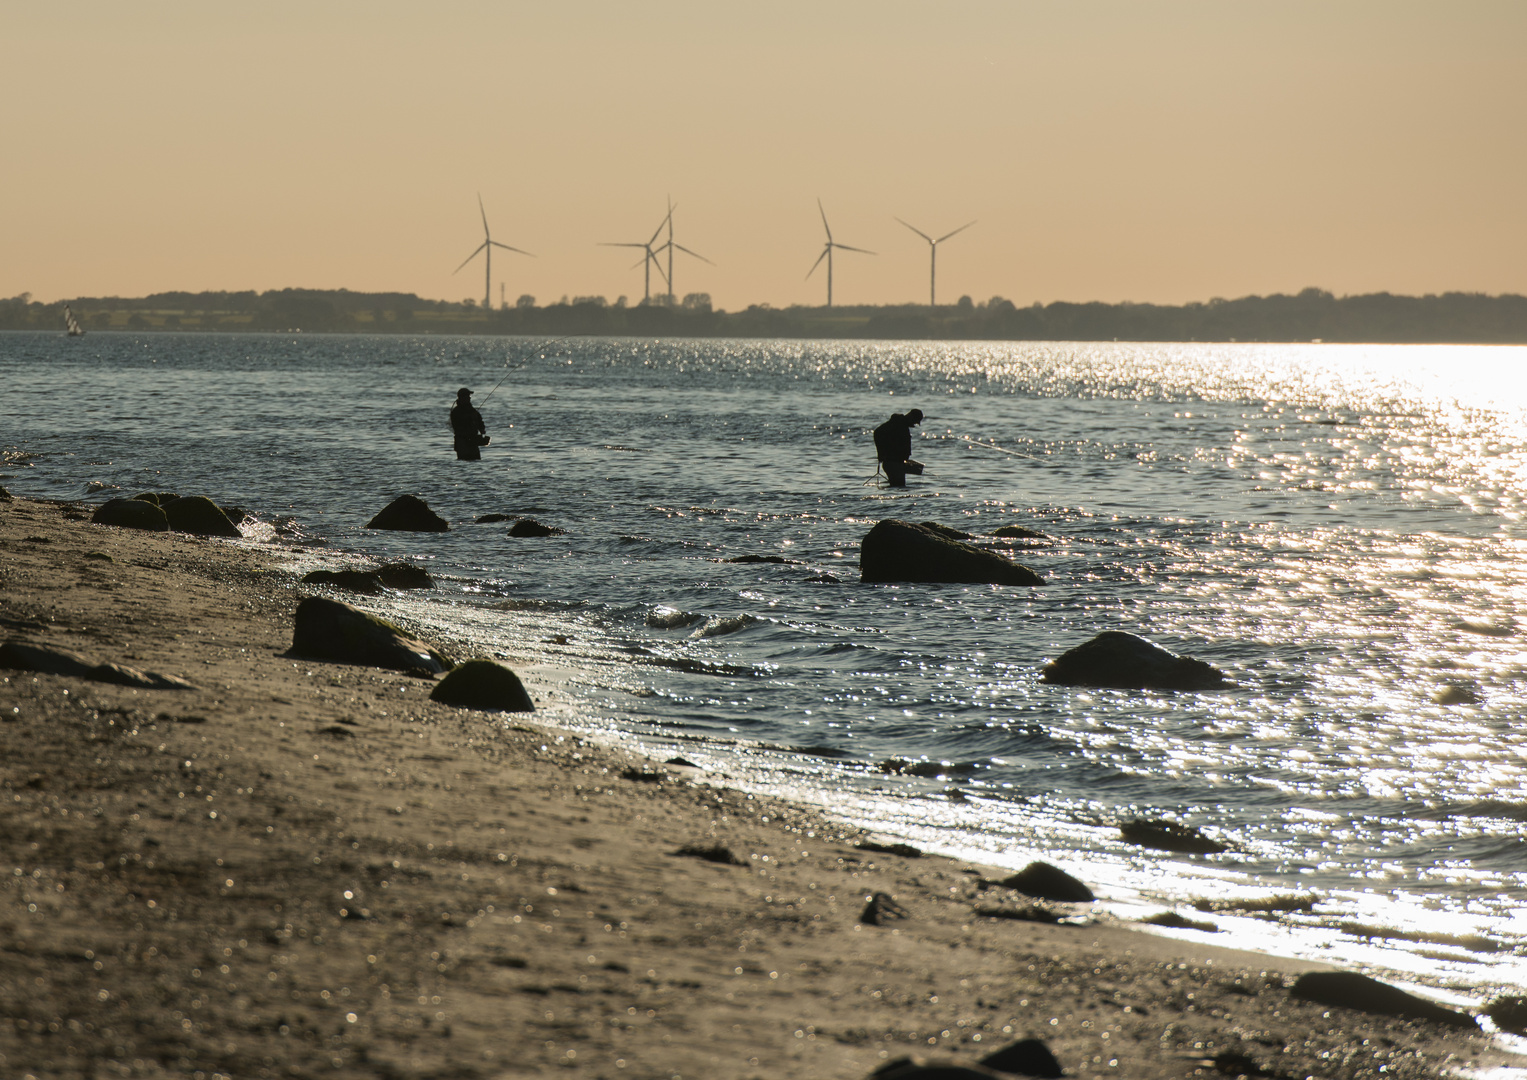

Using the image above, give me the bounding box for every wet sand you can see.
[0,495,1505,1080]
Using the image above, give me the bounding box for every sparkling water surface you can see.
[6,331,1527,997]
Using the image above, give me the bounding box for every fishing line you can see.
[476,336,572,407]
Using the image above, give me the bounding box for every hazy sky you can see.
[8,1,1526,311]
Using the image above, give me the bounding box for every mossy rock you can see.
[289,596,451,674]
[429,659,534,712]
[164,495,241,538]
[92,498,169,532]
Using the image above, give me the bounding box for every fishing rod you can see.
[957,435,1041,459]
[476,336,573,407]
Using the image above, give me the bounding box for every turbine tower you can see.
[654,196,714,304]
[806,199,874,307]
[453,194,533,311]
[600,206,673,304]
[895,217,975,308]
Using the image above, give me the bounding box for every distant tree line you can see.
[5,286,1527,343]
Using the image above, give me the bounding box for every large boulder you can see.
[860,520,1044,586]
[91,498,169,532]
[366,495,449,532]
[429,659,535,712]
[288,597,451,674]
[1291,972,1477,1029]
[999,861,1094,903]
[1040,631,1229,691]
[0,640,192,689]
[164,495,241,538]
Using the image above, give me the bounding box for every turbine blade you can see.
[477,193,490,238]
[895,217,933,244]
[835,243,876,255]
[936,220,976,244]
[489,241,535,257]
[673,244,713,265]
[817,198,832,242]
[805,247,829,280]
[452,242,487,274]
[599,242,646,248]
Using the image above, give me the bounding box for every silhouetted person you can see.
[873,408,923,487]
[450,387,488,460]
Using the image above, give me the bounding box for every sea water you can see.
[5,331,1527,998]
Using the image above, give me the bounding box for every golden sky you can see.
[7,1,1525,311]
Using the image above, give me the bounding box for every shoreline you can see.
[0,494,1513,1080]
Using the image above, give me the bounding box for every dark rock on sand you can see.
[0,640,193,690]
[871,1060,1005,1080]
[974,904,1061,924]
[0,485,11,502]
[376,562,434,589]
[428,659,534,712]
[91,498,169,532]
[673,843,746,866]
[164,495,241,538]
[860,891,910,926]
[366,495,449,532]
[302,569,386,595]
[1487,995,1527,1035]
[1291,971,1478,1029]
[289,596,451,674]
[1000,861,1095,903]
[508,517,565,538]
[1120,818,1228,854]
[860,519,1044,586]
[857,840,923,858]
[1040,631,1229,691]
[980,1037,1065,1079]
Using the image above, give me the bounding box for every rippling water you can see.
[5,331,1527,996]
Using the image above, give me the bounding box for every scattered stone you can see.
[974,904,1062,924]
[1040,631,1230,691]
[1434,684,1481,706]
[860,891,909,925]
[366,495,449,532]
[1000,861,1094,903]
[475,512,512,524]
[1140,910,1220,932]
[302,569,386,595]
[673,843,746,866]
[860,519,1044,586]
[1290,971,1478,1029]
[163,495,241,538]
[428,659,534,711]
[856,840,923,858]
[376,562,433,589]
[0,640,192,690]
[1486,995,1527,1035]
[83,551,113,562]
[508,517,564,537]
[991,524,1047,540]
[288,596,451,674]
[1120,818,1228,854]
[91,498,169,532]
[980,1037,1065,1078]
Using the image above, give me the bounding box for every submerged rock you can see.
[1000,861,1094,903]
[366,495,448,532]
[428,658,534,711]
[1040,631,1229,691]
[0,640,192,689]
[289,596,451,674]
[475,512,513,524]
[91,498,169,532]
[376,563,434,589]
[1291,971,1478,1029]
[991,524,1048,540]
[1120,818,1228,854]
[860,519,1044,586]
[508,517,564,538]
[302,569,385,595]
[164,495,241,538]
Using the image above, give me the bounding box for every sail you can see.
[64,304,85,337]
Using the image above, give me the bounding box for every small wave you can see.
[491,598,586,613]
[692,614,759,638]
[647,606,702,629]
[638,654,764,678]
[85,481,118,493]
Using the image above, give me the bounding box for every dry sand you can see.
[0,495,1508,1080]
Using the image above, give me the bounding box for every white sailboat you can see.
[63,304,85,337]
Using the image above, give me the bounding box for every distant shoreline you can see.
[7,286,1527,344]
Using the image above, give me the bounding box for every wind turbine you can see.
[453,194,533,311]
[806,199,874,307]
[895,217,976,308]
[600,206,673,304]
[654,196,714,304]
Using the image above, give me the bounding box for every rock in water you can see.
[508,517,564,537]
[1000,861,1094,902]
[1291,972,1478,1029]
[376,563,434,589]
[163,495,242,538]
[366,495,449,532]
[1119,818,1227,854]
[1487,995,1527,1035]
[428,659,535,712]
[1040,631,1228,691]
[289,597,451,674]
[91,498,169,532]
[302,569,385,595]
[860,519,1044,585]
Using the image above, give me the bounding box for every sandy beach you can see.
[0,493,1509,1080]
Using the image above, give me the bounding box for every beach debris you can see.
[376,562,433,589]
[856,840,924,858]
[860,891,909,925]
[974,904,1062,924]
[1486,994,1527,1035]
[860,519,1045,586]
[302,569,385,594]
[1290,971,1478,1029]
[999,861,1094,903]
[1040,630,1229,691]
[1140,910,1220,932]
[1434,683,1481,706]
[508,517,565,537]
[979,1037,1065,1078]
[673,843,746,866]
[1120,818,1228,854]
[91,497,169,532]
[991,524,1048,540]
[289,596,452,674]
[163,495,241,538]
[0,639,193,690]
[429,659,534,712]
[366,494,448,532]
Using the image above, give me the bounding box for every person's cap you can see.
[907,408,924,424]
[458,387,473,398]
